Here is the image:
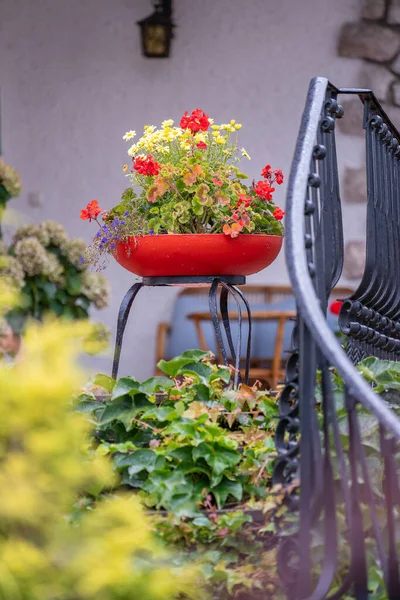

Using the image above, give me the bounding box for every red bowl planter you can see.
[113,234,283,277]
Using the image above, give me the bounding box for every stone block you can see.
[337,98,364,136]
[360,64,395,102]
[338,22,400,62]
[381,102,400,130]
[388,0,400,24]
[343,240,366,280]
[390,52,400,74]
[392,81,400,106]
[342,168,367,204]
[362,0,386,20]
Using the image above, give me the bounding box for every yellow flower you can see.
[194,132,207,143]
[161,119,174,128]
[156,145,169,154]
[211,125,221,131]
[180,140,192,150]
[223,149,229,154]
[230,120,236,125]
[215,136,226,144]
[212,131,220,137]
[122,165,128,172]
[122,130,136,141]
[144,125,156,133]
[241,147,251,160]
[162,129,174,141]
[127,145,137,157]
[235,123,242,130]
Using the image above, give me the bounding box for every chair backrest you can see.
[165,284,353,360]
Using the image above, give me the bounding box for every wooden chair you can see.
[187,309,297,388]
[155,284,353,387]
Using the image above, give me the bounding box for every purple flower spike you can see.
[124,210,129,216]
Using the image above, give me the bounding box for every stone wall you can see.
[338,0,400,279]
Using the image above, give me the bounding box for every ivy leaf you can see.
[259,397,279,418]
[111,376,140,400]
[118,394,155,430]
[127,449,158,475]
[212,479,243,508]
[179,362,213,383]
[98,397,132,425]
[168,494,200,517]
[157,350,211,377]
[139,376,174,395]
[193,384,210,402]
[192,442,241,476]
[141,406,175,421]
[75,399,103,414]
[210,367,231,385]
[91,373,115,392]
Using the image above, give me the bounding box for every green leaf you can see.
[118,394,155,430]
[157,350,211,377]
[212,479,242,508]
[98,397,132,425]
[192,442,241,476]
[179,362,213,383]
[193,384,210,402]
[42,281,57,299]
[209,367,231,385]
[92,373,115,392]
[66,272,82,296]
[121,187,135,202]
[75,400,103,414]
[139,376,174,395]
[259,397,279,418]
[111,376,140,400]
[127,449,158,475]
[141,406,175,421]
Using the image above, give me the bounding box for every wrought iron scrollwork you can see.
[111,276,252,385]
[276,77,400,599]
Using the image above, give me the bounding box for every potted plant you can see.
[81,109,285,276]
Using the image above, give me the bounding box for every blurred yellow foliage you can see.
[0,293,201,600]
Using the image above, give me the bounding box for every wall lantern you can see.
[137,0,175,58]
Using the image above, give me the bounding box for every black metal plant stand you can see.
[111,275,253,388]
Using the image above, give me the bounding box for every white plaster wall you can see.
[0,0,364,378]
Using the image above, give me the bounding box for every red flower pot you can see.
[114,234,283,277]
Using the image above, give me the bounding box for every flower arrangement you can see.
[0,158,22,208]
[81,109,284,265]
[0,220,110,333]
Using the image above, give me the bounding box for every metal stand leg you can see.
[112,282,143,380]
[230,284,252,385]
[208,278,252,388]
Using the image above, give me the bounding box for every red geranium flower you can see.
[80,200,102,221]
[275,169,284,185]
[261,164,272,179]
[273,207,285,221]
[255,180,275,201]
[196,141,207,150]
[133,154,162,176]
[330,300,343,316]
[180,109,210,133]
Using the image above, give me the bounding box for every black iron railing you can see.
[275,77,400,599]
